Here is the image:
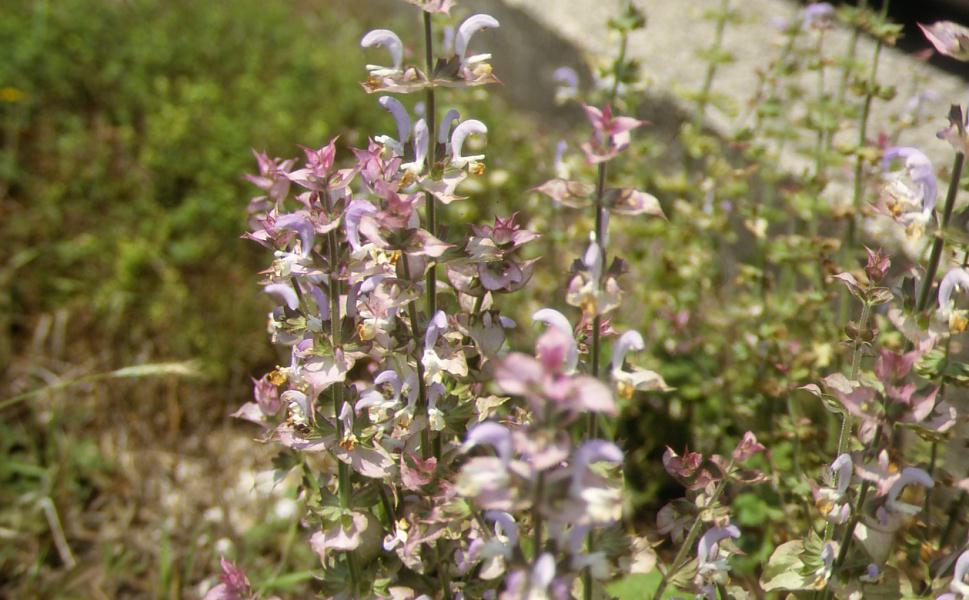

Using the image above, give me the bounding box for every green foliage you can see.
[0,0,382,378]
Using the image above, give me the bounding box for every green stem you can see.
[325,194,353,510]
[814,30,827,181]
[825,0,867,155]
[400,256,432,460]
[844,38,883,250]
[589,161,608,441]
[652,464,734,600]
[915,152,966,313]
[823,301,870,544]
[423,11,438,329]
[821,424,883,599]
[533,472,545,554]
[694,0,730,129]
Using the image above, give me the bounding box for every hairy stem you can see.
[423,11,438,327]
[400,256,432,460]
[824,301,870,544]
[694,0,730,129]
[844,38,883,250]
[652,464,734,600]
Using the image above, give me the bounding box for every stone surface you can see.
[500,0,967,173]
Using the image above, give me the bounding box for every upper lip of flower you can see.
[455,14,500,66]
[360,29,404,72]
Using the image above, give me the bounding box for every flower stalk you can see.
[915,151,966,313]
[651,464,734,600]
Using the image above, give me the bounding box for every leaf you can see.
[606,571,696,599]
[533,178,593,208]
[603,188,667,218]
[761,541,817,592]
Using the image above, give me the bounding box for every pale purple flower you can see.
[861,563,880,583]
[885,467,934,515]
[919,21,969,61]
[883,147,938,212]
[264,282,299,310]
[939,268,969,316]
[696,524,740,589]
[532,308,578,373]
[610,330,644,372]
[450,119,488,167]
[815,453,852,524]
[438,108,461,145]
[401,118,429,174]
[456,14,500,66]
[938,104,969,155]
[553,66,579,103]
[570,440,624,496]
[345,199,378,251]
[801,3,834,30]
[609,329,671,397]
[937,548,969,599]
[464,421,514,464]
[378,96,412,148]
[274,212,315,255]
[361,29,404,74]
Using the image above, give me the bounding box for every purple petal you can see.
[611,330,645,371]
[451,119,487,162]
[465,421,513,463]
[455,14,499,63]
[361,29,404,70]
[378,96,412,144]
[438,108,461,145]
[264,283,299,310]
[697,525,740,565]
[939,268,969,314]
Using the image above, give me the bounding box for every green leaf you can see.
[606,571,696,599]
[760,541,818,592]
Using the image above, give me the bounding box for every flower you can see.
[880,146,937,238]
[531,308,578,373]
[801,3,834,30]
[377,96,412,155]
[939,268,969,326]
[610,329,671,398]
[813,453,853,525]
[553,66,579,104]
[885,466,934,515]
[438,108,461,147]
[695,525,741,596]
[936,548,969,599]
[918,21,969,61]
[938,104,969,155]
[450,119,488,168]
[456,14,500,67]
[580,104,644,164]
[203,557,254,600]
[361,29,405,75]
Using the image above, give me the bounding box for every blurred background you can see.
[2,0,967,597]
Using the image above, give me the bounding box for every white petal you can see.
[360,29,403,70]
[455,14,499,64]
